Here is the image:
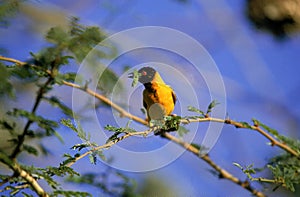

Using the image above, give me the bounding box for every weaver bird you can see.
[129,67,177,123]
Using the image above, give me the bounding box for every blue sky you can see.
[1,0,300,196]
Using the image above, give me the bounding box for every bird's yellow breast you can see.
[143,82,175,120]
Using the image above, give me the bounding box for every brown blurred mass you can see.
[246,0,300,38]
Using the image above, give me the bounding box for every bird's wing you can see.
[171,89,177,105]
[143,99,148,110]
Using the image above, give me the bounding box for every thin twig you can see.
[224,119,299,157]
[66,127,158,167]
[62,81,148,125]
[0,183,30,193]
[160,133,265,197]
[10,77,53,159]
[1,58,53,159]
[0,152,49,197]
[0,56,26,66]
[1,55,297,158]
[2,55,295,197]
[63,78,299,157]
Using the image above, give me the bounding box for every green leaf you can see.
[23,144,38,156]
[130,69,140,87]
[206,100,219,114]
[233,162,243,170]
[239,121,252,129]
[54,72,77,85]
[21,166,59,190]
[67,17,110,62]
[45,96,73,117]
[104,125,135,133]
[61,153,77,166]
[46,26,69,45]
[46,165,80,177]
[53,74,64,85]
[8,108,59,136]
[187,106,205,116]
[62,72,77,82]
[74,121,88,141]
[252,118,259,127]
[252,119,279,136]
[30,48,62,70]
[244,164,256,174]
[161,115,181,131]
[253,119,300,152]
[21,192,34,197]
[61,119,77,132]
[9,64,38,81]
[268,153,300,192]
[11,189,20,196]
[89,153,97,165]
[53,190,92,197]
[106,132,122,143]
[71,143,89,151]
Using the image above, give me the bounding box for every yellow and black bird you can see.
[129,67,177,128]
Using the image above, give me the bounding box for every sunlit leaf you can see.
[206,100,219,114]
[130,69,140,87]
[187,106,205,116]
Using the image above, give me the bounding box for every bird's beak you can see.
[128,72,134,78]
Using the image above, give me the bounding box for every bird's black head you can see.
[137,67,156,84]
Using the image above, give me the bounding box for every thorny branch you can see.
[65,127,158,167]
[160,133,265,197]
[1,55,298,197]
[2,56,296,158]
[10,77,53,159]
[181,118,299,158]
[0,151,49,197]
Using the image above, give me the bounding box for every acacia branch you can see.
[60,83,266,196]
[10,77,53,159]
[0,152,49,197]
[62,81,148,125]
[181,117,299,158]
[160,133,265,197]
[66,127,158,167]
[1,55,297,157]
[63,78,299,157]
[0,57,54,159]
[0,56,26,66]
[2,55,296,197]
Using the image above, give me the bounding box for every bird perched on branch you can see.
[129,67,178,132]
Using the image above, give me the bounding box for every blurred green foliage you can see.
[0,0,21,27]
[233,119,300,192]
[0,11,132,195]
[0,1,300,196]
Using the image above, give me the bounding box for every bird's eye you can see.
[142,71,147,76]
